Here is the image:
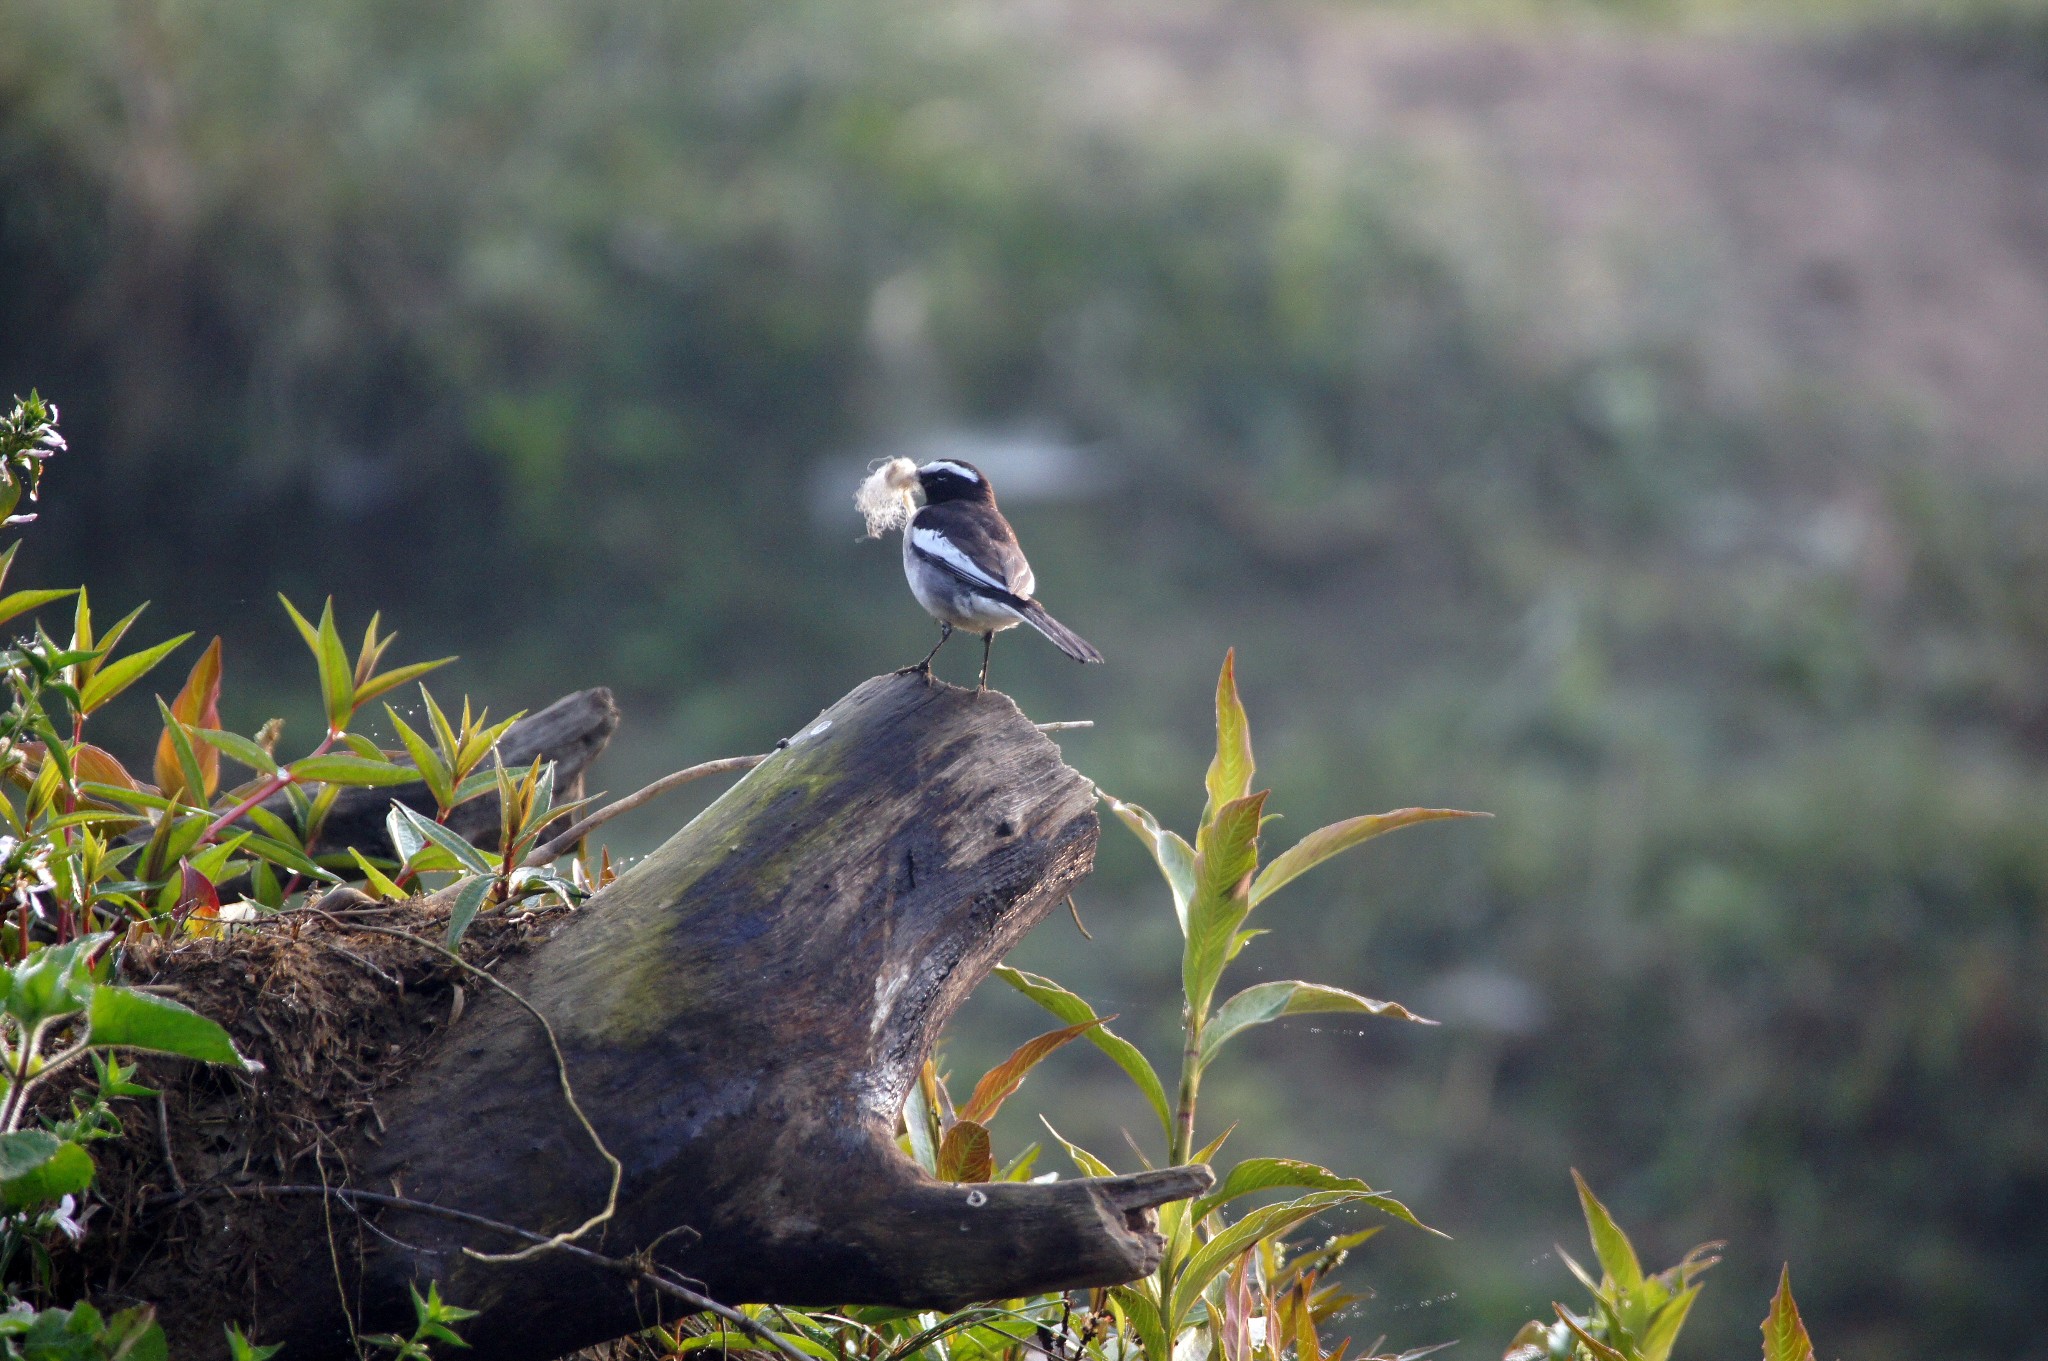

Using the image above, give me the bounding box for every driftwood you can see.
[117,673,1209,1359]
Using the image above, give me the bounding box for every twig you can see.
[1033,721,1094,733]
[1066,895,1092,941]
[323,943,401,990]
[154,1093,185,1195]
[301,911,622,1264]
[157,1183,807,1361]
[523,755,766,867]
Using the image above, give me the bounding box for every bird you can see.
[858,457,1103,689]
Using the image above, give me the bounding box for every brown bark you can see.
[128,674,1207,1359]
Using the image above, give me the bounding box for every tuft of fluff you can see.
[854,457,921,539]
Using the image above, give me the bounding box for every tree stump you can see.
[130,673,1208,1360]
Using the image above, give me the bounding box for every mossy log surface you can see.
[228,672,1209,1360]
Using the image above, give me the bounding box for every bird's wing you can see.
[910,505,1036,600]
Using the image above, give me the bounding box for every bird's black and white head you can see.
[913,460,994,506]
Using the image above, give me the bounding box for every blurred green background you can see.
[6,0,2048,1356]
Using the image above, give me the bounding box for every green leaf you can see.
[0,1138,93,1210]
[1641,1284,1700,1361]
[193,728,279,775]
[1103,795,1196,934]
[349,849,408,901]
[0,587,77,630]
[0,1129,63,1181]
[1761,1266,1816,1361]
[902,1073,939,1175]
[385,706,452,808]
[1039,1117,1117,1178]
[1184,791,1267,1020]
[1108,1286,1167,1361]
[225,1324,285,1361]
[1200,981,1433,1071]
[1250,807,1488,907]
[4,935,106,1028]
[1169,1190,1378,1332]
[1202,649,1255,826]
[1189,1158,1435,1233]
[993,966,1172,1139]
[391,802,493,875]
[289,754,414,787]
[445,874,493,947]
[78,632,192,712]
[1573,1169,1645,1292]
[353,656,456,709]
[957,1017,1106,1125]
[87,985,250,1069]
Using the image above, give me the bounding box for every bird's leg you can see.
[909,623,953,679]
[978,632,994,690]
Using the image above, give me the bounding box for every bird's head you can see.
[912,460,994,506]
[854,457,998,538]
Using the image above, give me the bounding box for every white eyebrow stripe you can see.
[917,460,982,483]
[911,525,1012,594]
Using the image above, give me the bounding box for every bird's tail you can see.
[1016,600,1105,665]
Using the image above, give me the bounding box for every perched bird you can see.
[855,457,1103,688]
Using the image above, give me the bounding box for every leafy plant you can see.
[363,1282,478,1359]
[1503,1173,1825,1361]
[960,650,1485,1361]
[0,1300,165,1361]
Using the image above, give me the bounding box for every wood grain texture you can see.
[241,673,1208,1360]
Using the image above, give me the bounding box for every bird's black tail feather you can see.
[1017,600,1104,664]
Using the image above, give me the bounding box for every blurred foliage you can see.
[5,1,2048,1359]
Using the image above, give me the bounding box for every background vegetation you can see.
[5,0,2048,1357]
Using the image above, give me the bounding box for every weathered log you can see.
[141,673,1208,1359]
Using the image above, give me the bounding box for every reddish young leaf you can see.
[936,1119,994,1183]
[177,859,221,923]
[155,637,223,801]
[958,1017,1108,1125]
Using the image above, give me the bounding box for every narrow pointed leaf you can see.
[353,657,456,709]
[444,874,494,947]
[193,727,280,776]
[315,599,352,732]
[993,966,1172,1138]
[1202,649,1255,825]
[390,802,493,875]
[958,1017,1106,1124]
[385,706,452,807]
[155,638,223,800]
[1251,808,1487,907]
[79,632,191,712]
[1201,981,1433,1070]
[289,754,414,787]
[1573,1169,1645,1291]
[1184,791,1267,1019]
[0,587,77,630]
[1171,1191,1381,1332]
[1761,1266,1816,1361]
[1039,1117,1116,1178]
[348,849,408,901]
[1190,1158,1434,1232]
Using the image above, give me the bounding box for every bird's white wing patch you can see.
[911,525,1012,594]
